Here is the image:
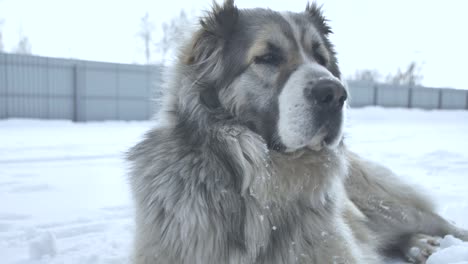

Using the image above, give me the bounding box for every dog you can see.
[127,1,468,263]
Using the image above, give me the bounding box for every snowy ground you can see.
[1,107,467,264]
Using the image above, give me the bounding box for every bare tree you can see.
[348,62,423,87]
[0,19,4,52]
[385,61,423,86]
[138,12,155,64]
[155,10,193,64]
[14,34,32,54]
[157,22,171,65]
[348,69,381,82]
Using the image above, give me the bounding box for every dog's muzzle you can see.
[304,78,347,110]
[306,78,347,149]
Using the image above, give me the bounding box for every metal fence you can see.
[1,53,467,122]
[347,80,468,110]
[0,53,162,121]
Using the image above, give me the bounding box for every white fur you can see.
[278,63,342,151]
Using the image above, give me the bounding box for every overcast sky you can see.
[0,0,467,89]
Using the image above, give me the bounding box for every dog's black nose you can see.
[305,79,347,109]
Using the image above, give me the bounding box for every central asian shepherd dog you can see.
[127,1,468,263]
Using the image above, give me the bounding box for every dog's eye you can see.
[314,53,327,66]
[254,53,282,66]
[312,43,327,66]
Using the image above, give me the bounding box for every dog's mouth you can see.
[278,101,345,153]
[307,109,344,151]
[283,123,342,153]
[304,126,328,151]
[306,126,341,151]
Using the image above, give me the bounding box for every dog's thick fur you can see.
[128,1,468,263]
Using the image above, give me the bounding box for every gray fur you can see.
[128,1,467,263]
[346,151,468,257]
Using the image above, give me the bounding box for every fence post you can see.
[466,90,468,110]
[116,64,120,120]
[438,89,443,109]
[407,86,413,108]
[46,58,51,119]
[2,54,9,119]
[146,65,151,119]
[72,63,84,122]
[72,64,78,122]
[373,84,378,106]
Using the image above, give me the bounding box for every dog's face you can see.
[187,1,347,152]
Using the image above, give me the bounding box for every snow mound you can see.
[29,232,58,260]
[427,235,468,264]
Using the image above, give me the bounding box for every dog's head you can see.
[183,0,346,153]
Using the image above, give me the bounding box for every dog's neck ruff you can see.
[214,123,348,211]
[252,145,348,209]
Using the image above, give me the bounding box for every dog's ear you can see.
[184,0,239,110]
[185,0,239,66]
[305,2,332,35]
[201,0,239,39]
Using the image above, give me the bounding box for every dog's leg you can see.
[345,150,468,259]
[398,234,440,264]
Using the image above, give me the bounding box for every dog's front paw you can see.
[404,234,441,264]
[454,228,468,241]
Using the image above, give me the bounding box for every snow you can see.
[1,107,467,263]
[28,232,57,260]
[427,235,468,264]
